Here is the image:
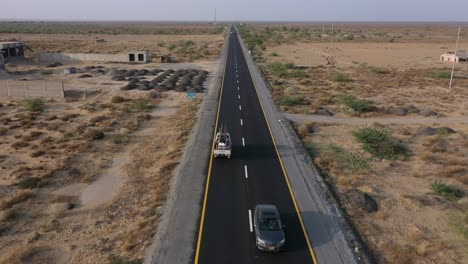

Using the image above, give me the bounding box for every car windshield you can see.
[259,212,281,231]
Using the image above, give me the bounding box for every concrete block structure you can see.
[0,42,24,61]
[0,52,4,71]
[440,50,468,63]
[39,50,150,64]
[1,42,24,70]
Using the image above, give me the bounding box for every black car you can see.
[254,204,286,252]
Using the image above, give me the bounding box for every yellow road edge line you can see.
[240,38,319,264]
[193,33,229,264]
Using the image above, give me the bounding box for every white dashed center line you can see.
[242,137,245,146]
[248,210,253,232]
[239,105,242,111]
[244,165,248,178]
[240,119,243,126]
[238,95,240,99]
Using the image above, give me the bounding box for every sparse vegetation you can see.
[430,71,451,79]
[131,100,153,112]
[278,95,305,106]
[338,94,370,113]
[0,190,32,210]
[41,70,53,75]
[352,127,409,160]
[110,134,127,144]
[0,208,15,222]
[431,181,464,200]
[330,72,350,82]
[22,98,44,112]
[325,144,369,172]
[304,143,317,158]
[367,65,390,74]
[270,52,279,57]
[87,129,105,140]
[17,177,41,189]
[111,96,125,104]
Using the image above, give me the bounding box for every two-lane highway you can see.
[195,26,317,264]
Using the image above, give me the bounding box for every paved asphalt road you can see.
[195,27,316,264]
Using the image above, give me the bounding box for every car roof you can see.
[256,204,279,214]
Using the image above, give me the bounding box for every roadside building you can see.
[440,50,468,63]
[0,41,25,62]
[0,51,5,70]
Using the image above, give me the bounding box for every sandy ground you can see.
[266,41,468,69]
[0,50,214,263]
[243,23,468,264]
[0,33,224,62]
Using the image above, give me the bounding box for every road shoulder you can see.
[237,31,367,264]
[144,32,230,264]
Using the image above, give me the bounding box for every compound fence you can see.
[0,80,64,98]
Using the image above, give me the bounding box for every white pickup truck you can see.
[214,124,232,158]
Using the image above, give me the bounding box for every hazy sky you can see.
[1,0,468,21]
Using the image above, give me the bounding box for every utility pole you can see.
[448,26,461,93]
[330,24,334,46]
[214,8,217,25]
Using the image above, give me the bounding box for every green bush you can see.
[352,127,409,160]
[278,96,304,106]
[17,177,41,189]
[268,62,288,77]
[168,44,177,51]
[430,71,451,79]
[184,40,195,47]
[326,144,369,172]
[338,94,370,113]
[367,66,390,74]
[304,143,317,158]
[285,63,295,69]
[290,69,305,79]
[41,70,53,75]
[131,100,153,112]
[270,52,279,57]
[22,98,44,112]
[432,181,464,200]
[330,72,350,82]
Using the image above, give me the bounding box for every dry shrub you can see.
[0,208,15,222]
[60,113,79,122]
[30,150,46,158]
[415,240,431,257]
[29,130,43,139]
[111,96,125,104]
[418,151,434,162]
[0,127,8,136]
[297,121,314,138]
[458,174,468,185]
[1,244,35,264]
[434,166,466,180]
[45,115,57,121]
[381,243,415,264]
[11,141,29,149]
[0,190,33,210]
[51,195,74,203]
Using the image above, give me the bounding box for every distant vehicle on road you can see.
[254,204,286,252]
[213,124,231,158]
